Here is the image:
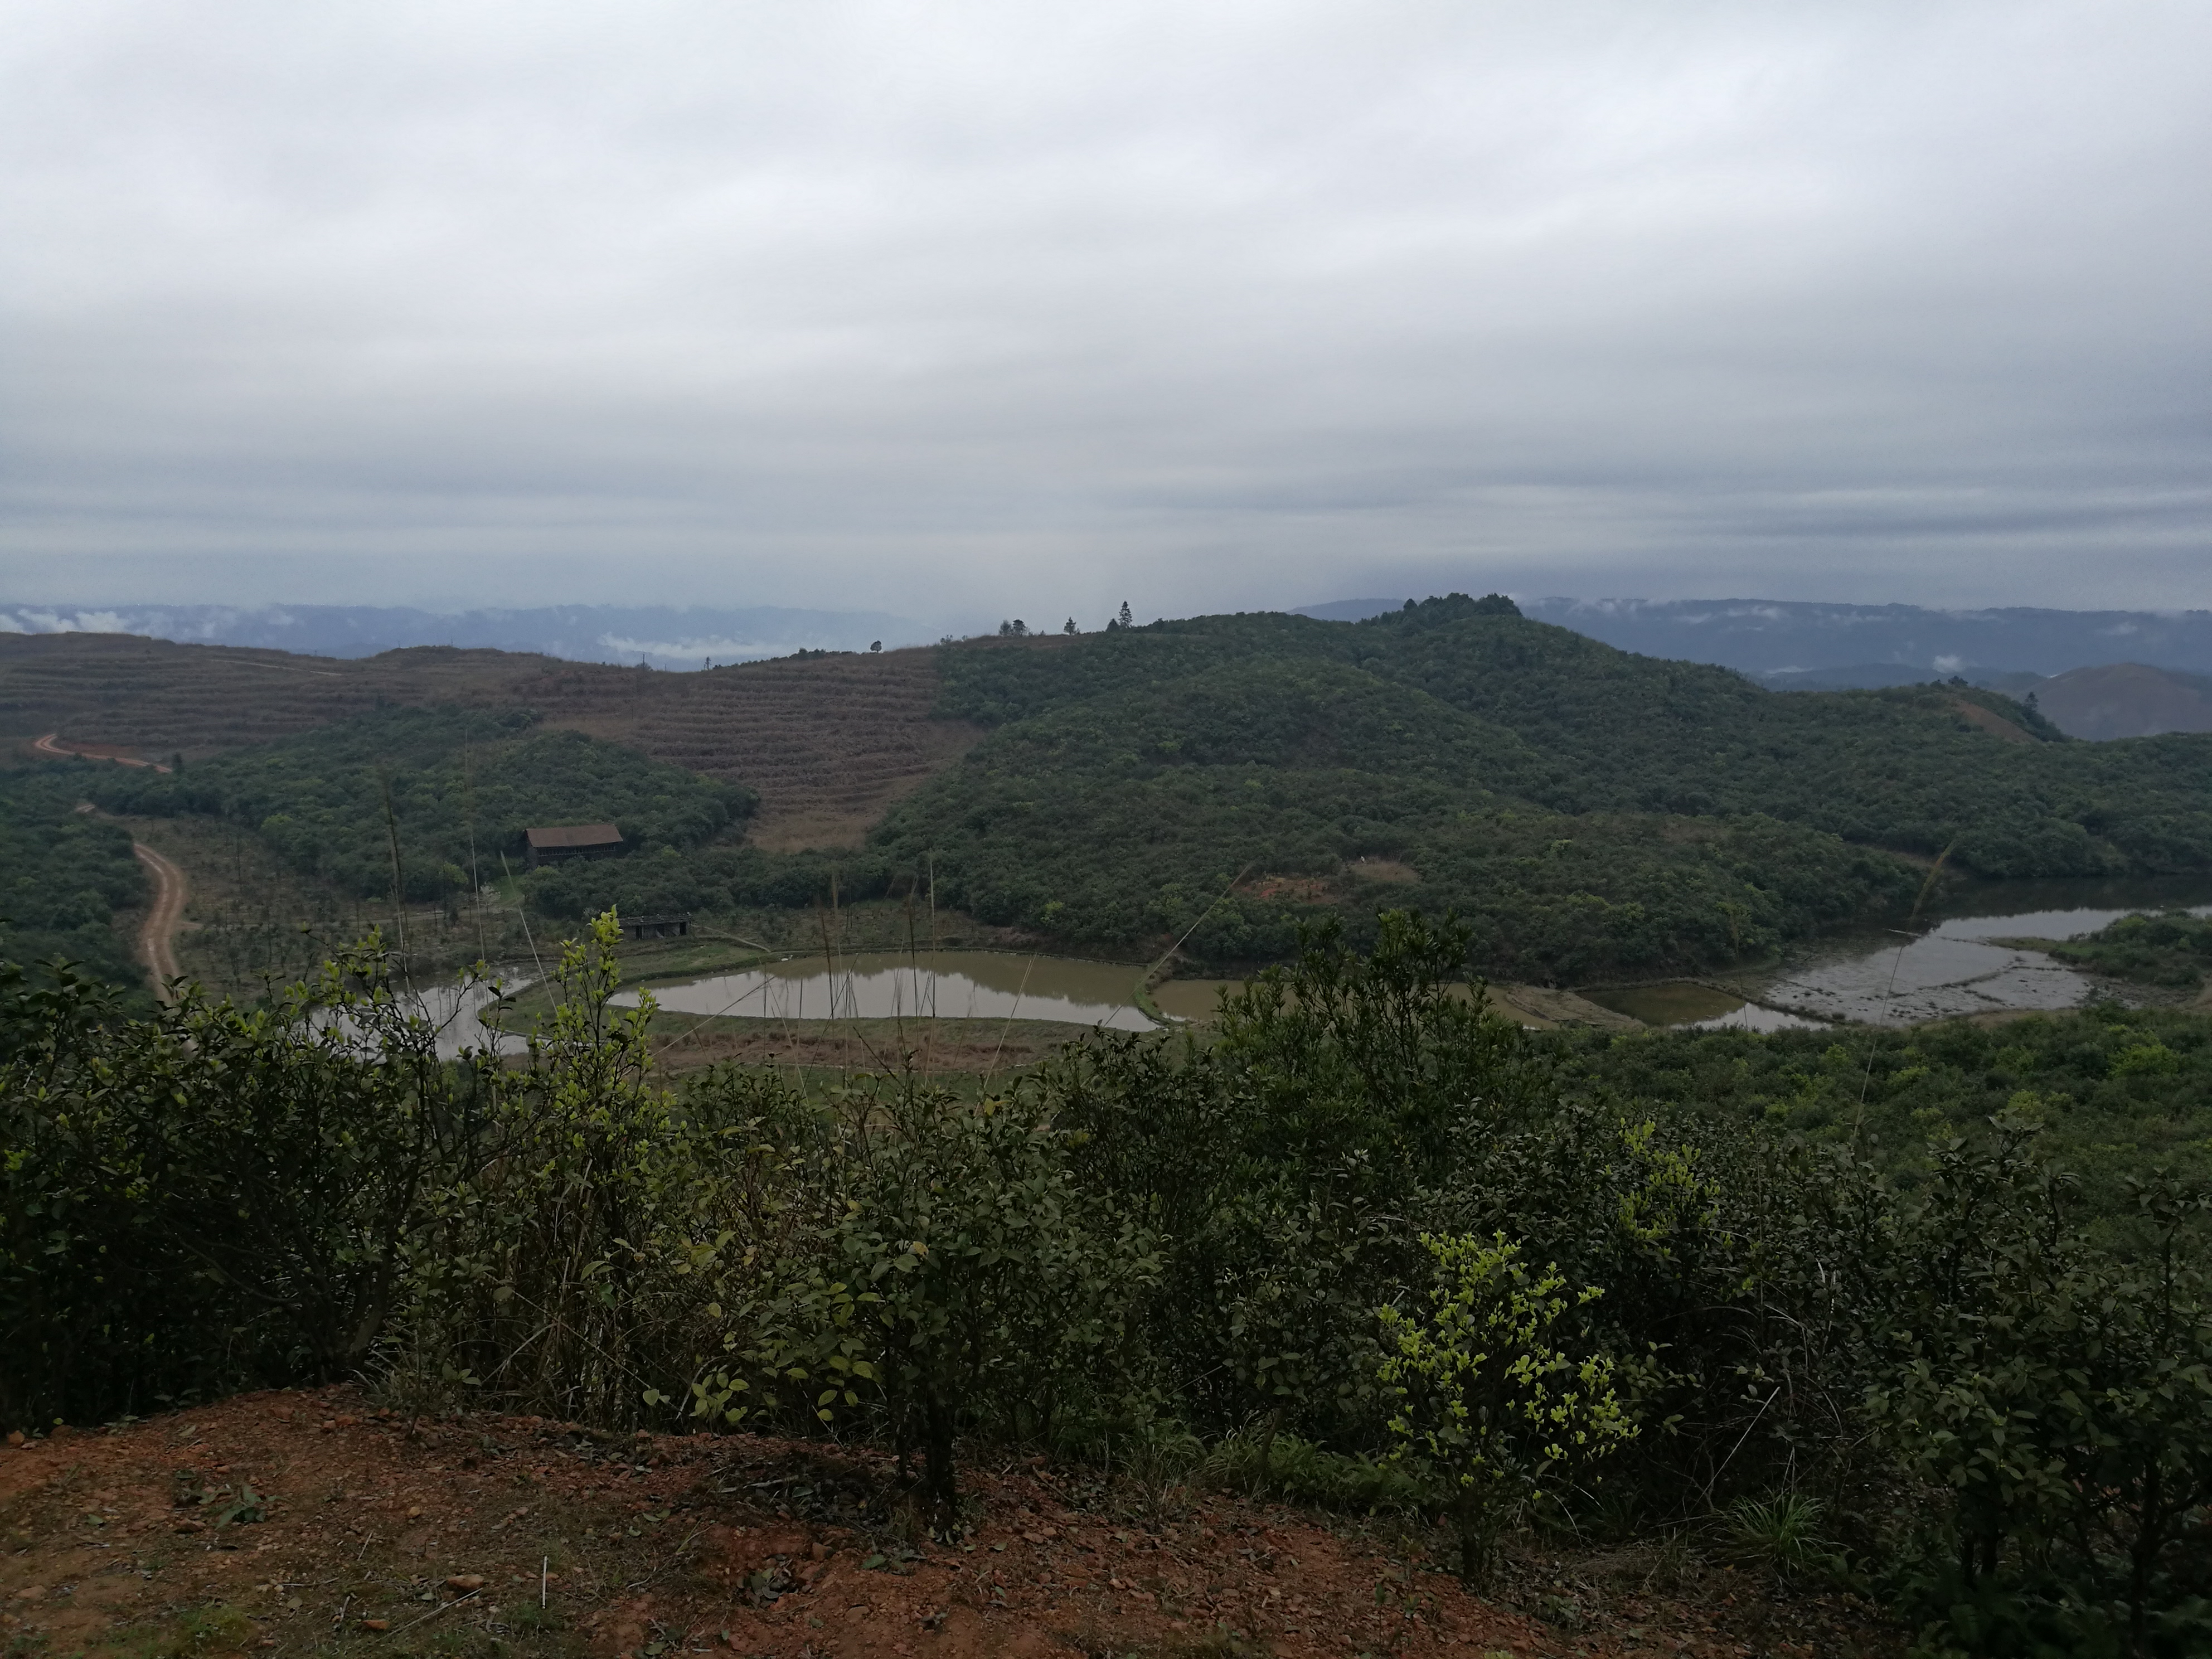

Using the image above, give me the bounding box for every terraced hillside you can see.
[0,633,976,849]
[506,651,980,848]
[0,633,544,753]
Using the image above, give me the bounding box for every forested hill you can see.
[62,594,2212,987]
[845,594,2212,978]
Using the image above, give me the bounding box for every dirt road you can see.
[31,731,172,770]
[131,840,186,998]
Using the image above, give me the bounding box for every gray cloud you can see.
[2,1,2208,622]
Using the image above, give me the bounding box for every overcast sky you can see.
[3,1,2208,626]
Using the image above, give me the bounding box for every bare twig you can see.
[982,952,1039,1089]
[382,1588,479,1638]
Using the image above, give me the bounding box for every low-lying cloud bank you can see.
[0,604,929,668]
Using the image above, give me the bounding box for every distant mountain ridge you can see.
[1299,596,2212,680]
[2031,663,2212,740]
[0,603,929,668]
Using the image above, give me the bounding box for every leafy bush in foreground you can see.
[6,909,2210,1650]
[1379,1234,1633,1580]
[0,944,477,1425]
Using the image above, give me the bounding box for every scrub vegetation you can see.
[14,601,2212,1655]
[45,597,2212,985]
[1550,1005,2212,1207]
[2044,909,2212,988]
[7,911,2209,1653]
[521,595,2212,978]
[0,765,148,1000]
[83,705,755,903]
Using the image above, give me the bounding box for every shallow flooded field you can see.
[1748,884,2212,1026]
[1580,981,1821,1031]
[1607,876,2212,1029]
[613,949,1160,1031]
[459,879,2212,1045]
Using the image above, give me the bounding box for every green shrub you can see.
[1376,1233,1633,1580]
[692,1076,1161,1518]
[1867,1116,2212,1653]
[88,706,753,903]
[9,899,2212,1652]
[0,937,485,1428]
[0,766,149,1000]
[1193,1426,1424,1511]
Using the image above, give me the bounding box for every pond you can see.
[1579,982,1823,1032]
[445,878,2212,1043]
[1152,978,1244,1022]
[613,950,1160,1031]
[318,973,533,1060]
[1617,877,2212,1029]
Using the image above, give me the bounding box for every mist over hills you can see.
[17,594,2212,741]
[1303,596,2212,681]
[0,602,929,668]
[15,594,2212,685]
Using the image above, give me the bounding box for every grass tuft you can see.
[1194,1427,1427,1512]
[1718,1493,1844,1583]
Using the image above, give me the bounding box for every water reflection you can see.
[421,979,530,1059]
[317,974,531,1061]
[1152,979,1241,1022]
[1583,982,1823,1032]
[613,950,1159,1032]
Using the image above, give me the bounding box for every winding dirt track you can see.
[131,841,186,999]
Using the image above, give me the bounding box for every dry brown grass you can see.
[510,648,981,849]
[0,634,550,758]
[1947,695,2036,744]
[2,633,979,851]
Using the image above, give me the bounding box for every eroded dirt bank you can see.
[1,1388,1903,1658]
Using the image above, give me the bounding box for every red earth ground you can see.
[1,1388,1905,1659]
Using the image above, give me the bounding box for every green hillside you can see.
[856,595,2212,974]
[864,648,1910,976]
[2045,910,2212,988]
[90,597,2212,983]
[86,705,756,904]
[0,766,149,1000]
[1548,1005,2212,1209]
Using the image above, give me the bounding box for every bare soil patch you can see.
[0,1391,1903,1659]
[1944,697,2035,744]
[509,651,979,851]
[1343,860,1419,885]
[130,841,187,998]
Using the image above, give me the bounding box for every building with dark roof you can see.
[524,823,624,869]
